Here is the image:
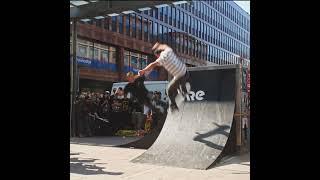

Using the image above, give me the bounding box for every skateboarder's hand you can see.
[138,70,145,76]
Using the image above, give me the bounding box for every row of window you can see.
[87,15,249,60]
[124,50,148,70]
[124,14,249,59]
[70,39,150,70]
[202,1,249,31]
[70,39,116,64]
[141,4,249,45]
[97,13,250,59]
[70,38,249,68]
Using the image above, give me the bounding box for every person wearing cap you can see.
[124,72,154,111]
[138,42,189,112]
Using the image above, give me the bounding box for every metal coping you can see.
[187,64,240,71]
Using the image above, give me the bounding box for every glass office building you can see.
[71,1,250,90]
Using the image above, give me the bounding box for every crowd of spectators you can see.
[73,88,168,137]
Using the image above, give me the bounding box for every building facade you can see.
[70,0,250,91]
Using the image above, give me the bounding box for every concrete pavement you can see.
[70,137,249,180]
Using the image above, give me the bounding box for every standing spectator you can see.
[116,87,124,99]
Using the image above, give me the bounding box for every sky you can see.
[234,1,250,15]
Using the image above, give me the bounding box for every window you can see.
[219,50,222,65]
[160,7,164,21]
[212,28,215,44]
[217,32,221,47]
[200,42,203,59]
[202,22,204,39]
[180,11,184,31]
[191,1,194,14]
[168,6,172,25]
[179,34,183,53]
[130,52,139,69]
[222,34,226,49]
[184,13,188,32]
[219,15,222,30]
[78,44,87,58]
[213,11,217,27]
[212,29,217,45]
[198,41,201,58]
[197,41,200,58]
[203,43,207,60]
[109,47,116,64]
[195,1,199,17]
[126,15,130,36]
[207,26,210,42]
[111,16,117,32]
[164,6,168,23]
[144,18,148,42]
[177,9,180,29]
[172,7,176,27]
[150,9,153,17]
[155,8,159,19]
[101,50,109,63]
[210,9,212,24]
[184,35,188,54]
[181,34,185,54]
[213,48,216,64]
[149,20,153,42]
[137,15,142,40]
[124,50,130,67]
[197,20,201,38]
[89,47,99,60]
[176,33,180,52]
[119,15,123,34]
[153,22,158,41]
[172,30,176,50]
[201,3,204,19]
[205,6,208,22]
[104,17,110,30]
[192,39,195,56]
[141,55,148,69]
[96,19,102,27]
[168,28,172,47]
[208,27,211,43]
[192,17,195,35]
[188,15,191,33]
[210,46,213,62]
[188,37,192,55]
[203,5,206,21]
[131,14,136,38]
[163,26,168,43]
[159,24,163,42]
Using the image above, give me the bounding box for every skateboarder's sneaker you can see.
[180,82,191,97]
[170,104,179,112]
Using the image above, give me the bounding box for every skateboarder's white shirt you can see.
[155,47,186,79]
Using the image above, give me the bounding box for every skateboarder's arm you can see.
[139,61,160,76]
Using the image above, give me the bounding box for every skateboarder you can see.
[139,42,189,112]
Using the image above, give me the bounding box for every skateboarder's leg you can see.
[178,72,189,96]
[167,77,180,111]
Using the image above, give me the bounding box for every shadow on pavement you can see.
[213,153,250,168]
[70,137,141,147]
[70,154,123,175]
